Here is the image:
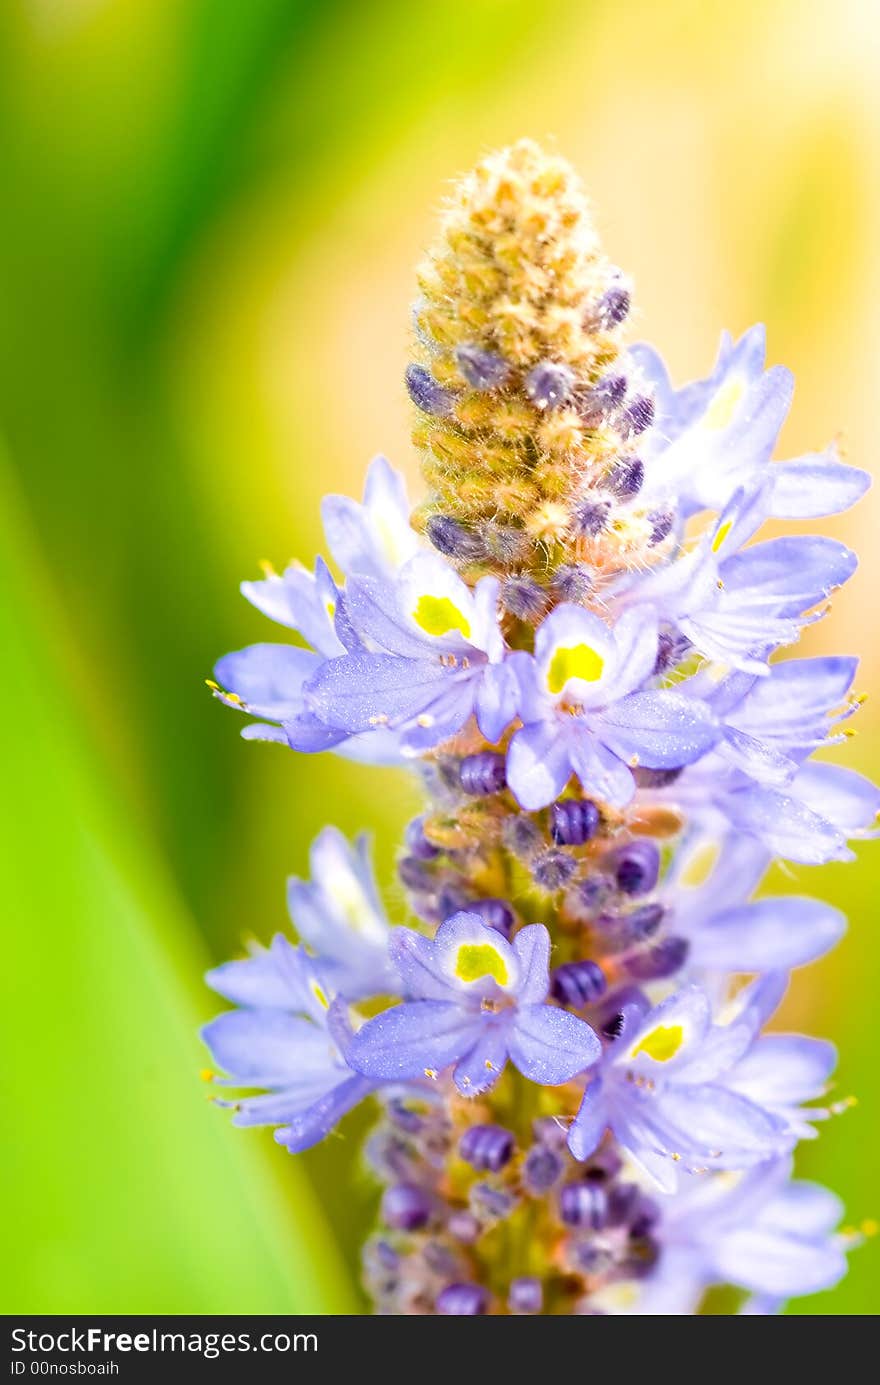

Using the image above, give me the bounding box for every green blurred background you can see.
[1,0,878,1315]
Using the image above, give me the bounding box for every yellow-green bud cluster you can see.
[409,140,665,595]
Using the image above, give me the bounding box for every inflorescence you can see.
[202,140,876,1315]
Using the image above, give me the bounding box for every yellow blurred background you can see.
[1,0,878,1313]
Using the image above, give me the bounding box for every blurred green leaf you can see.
[0,450,355,1313]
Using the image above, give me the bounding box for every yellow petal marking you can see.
[413,594,471,639]
[455,943,508,986]
[547,643,604,693]
[703,375,746,431]
[632,1023,684,1063]
[679,840,720,888]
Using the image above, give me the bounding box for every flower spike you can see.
[203,141,872,1315]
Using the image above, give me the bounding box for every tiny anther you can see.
[831,1095,858,1114]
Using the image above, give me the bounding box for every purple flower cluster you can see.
[211,440,869,864]
[202,143,875,1315]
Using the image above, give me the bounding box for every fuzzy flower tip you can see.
[203,140,875,1316]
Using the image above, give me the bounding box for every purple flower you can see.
[211,555,341,740]
[202,938,374,1153]
[285,828,395,999]
[240,554,345,658]
[349,913,601,1096]
[614,487,857,676]
[568,985,794,1190]
[632,325,868,522]
[590,1158,846,1314]
[506,604,720,810]
[213,639,324,730]
[320,453,421,580]
[662,830,846,973]
[682,654,859,787]
[212,456,424,760]
[300,553,523,753]
[642,743,880,865]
